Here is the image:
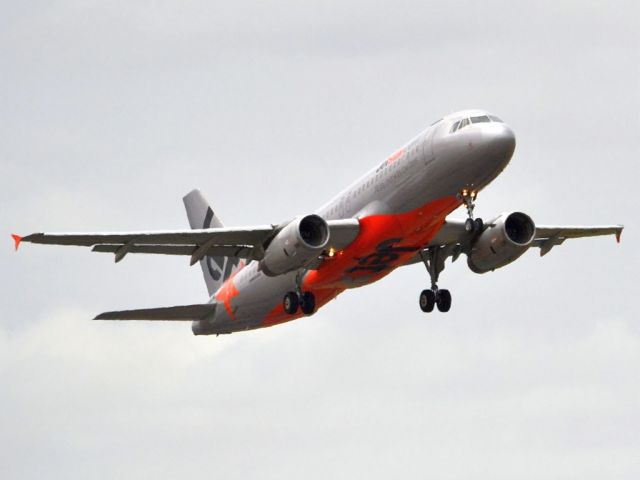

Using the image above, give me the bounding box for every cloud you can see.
[1,307,638,479]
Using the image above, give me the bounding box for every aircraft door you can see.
[423,127,436,165]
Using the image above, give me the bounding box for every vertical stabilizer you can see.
[183,189,241,297]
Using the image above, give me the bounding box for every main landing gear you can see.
[459,188,484,234]
[418,188,484,313]
[419,247,452,313]
[283,273,316,316]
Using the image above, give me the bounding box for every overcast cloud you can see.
[1,1,638,478]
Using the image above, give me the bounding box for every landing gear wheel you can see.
[283,292,299,314]
[465,218,475,233]
[300,292,316,315]
[419,289,436,313]
[436,289,452,312]
[461,188,480,234]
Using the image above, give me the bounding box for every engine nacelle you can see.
[467,212,536,273]
[260,214,330,277]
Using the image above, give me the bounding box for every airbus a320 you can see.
[13,110,623,335]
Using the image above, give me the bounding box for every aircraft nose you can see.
[482,122,516,161]
[462,121,516,188]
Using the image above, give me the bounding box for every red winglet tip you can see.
[616,230,622,243]
[11,234,22,251]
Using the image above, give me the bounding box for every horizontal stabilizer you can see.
[94,303,216,321]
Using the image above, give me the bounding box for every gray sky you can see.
[1,1,638,478]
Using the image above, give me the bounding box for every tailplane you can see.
[183,189,241,296]
[94,303,216,321]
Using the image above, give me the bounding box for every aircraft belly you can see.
[227,195,461,332]
[201,147,477,334]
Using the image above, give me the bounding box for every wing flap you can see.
[23,226,276,247]
[326,219,360,250]
[94,303,216,321]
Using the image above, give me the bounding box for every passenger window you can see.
[450,120,460,133]
[470,115,491,123]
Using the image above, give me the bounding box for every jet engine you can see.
[467,212,536,273]
[260,214,330,276]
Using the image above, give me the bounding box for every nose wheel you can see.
[418,246,454,313]
[465,217,484,233]
[459,189,484,233]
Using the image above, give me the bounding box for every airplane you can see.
[12,109,623,335]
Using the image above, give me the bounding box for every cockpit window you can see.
[450,115,501,133]
[470,115,491,123]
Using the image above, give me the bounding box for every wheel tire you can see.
[283,292,299,314]
[300,292,316,315]
[465,218,475,233]
[419,289,436,312]
[436,289,452,312]
[474,217,484,232]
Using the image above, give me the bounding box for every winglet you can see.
[11,234,23,251]
[615,228,622,243]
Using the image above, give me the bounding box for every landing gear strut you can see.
[459,188,484,233]
[419,246,453,313]
[283,272,316,316]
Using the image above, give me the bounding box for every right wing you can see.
[16,219,360,264]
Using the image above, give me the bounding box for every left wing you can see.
[427,220,624,251]
[532,225,623,256]
[13,219,360,265]
[403,219,623,267]
[427,219,622,253]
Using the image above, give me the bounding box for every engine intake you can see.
[467,211,535,273]
[260,214,330,276]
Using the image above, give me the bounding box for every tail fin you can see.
[183,189,241,297]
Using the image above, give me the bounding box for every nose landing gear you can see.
[418,246,453,313]
[459,189,484,233]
